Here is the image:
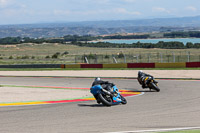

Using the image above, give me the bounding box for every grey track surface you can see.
[0,77,200,133]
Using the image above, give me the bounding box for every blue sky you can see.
[0,0,200,25]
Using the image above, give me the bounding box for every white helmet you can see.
[138,70,143,73]
[95,77,101,81]
[138,70,143,75]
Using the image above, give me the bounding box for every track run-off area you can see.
[0,84,142,107]
[0,70,200,133]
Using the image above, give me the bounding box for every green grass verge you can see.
[0,68,63,71]
[1,44,200,64]
[0,68,200,71]
[157,129,200,133]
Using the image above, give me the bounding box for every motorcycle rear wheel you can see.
[98,93,113,106]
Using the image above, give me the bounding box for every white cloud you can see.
[152,7,171,13]
[0,0,13,7]
[1,8,34,16]
[53,8,141,17]
[123,0,136,3]
[0,0,26,9]
[186,6,197,12]
[0,0,8,7]
[54,10,71,15]
[0,0,7,4]
[95,0,110,4]
[0,0,35,18]
[114,8,141,15]
[75,0,111,5]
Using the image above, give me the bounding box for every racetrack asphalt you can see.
[0,70,200,133]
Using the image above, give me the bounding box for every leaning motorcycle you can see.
[90,83,127,106]
[138,76,160,92]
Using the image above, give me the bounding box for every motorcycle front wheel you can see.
[120,94,127,104]
[150,82,160,92]
[98,93,113,106]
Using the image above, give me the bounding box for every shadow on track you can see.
[125,88,157,92]
[77,103,107,107]
[134,90,157,92]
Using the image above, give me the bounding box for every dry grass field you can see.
[0,43,200,64]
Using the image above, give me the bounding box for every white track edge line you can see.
[106,127,200,133]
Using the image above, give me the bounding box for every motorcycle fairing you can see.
[113,97,122,103]
[112,86,122,103]
[90,85,102,95]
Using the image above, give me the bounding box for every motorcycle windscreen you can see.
[112,86,119,92]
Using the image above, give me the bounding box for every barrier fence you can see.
[64,62,200,68]
[0,64,62,68]
[0,62,199,68]
[75,53,200,64]
[1,52,200,65]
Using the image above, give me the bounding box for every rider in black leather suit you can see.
[92,77,109,86]
[137,70,152,88]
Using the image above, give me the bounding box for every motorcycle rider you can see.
[137,70,153,88]
[92,77,108,86]
[91,77,114,104]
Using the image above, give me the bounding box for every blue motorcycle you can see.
[90,83,127,106]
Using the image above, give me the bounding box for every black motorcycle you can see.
[138,76,160,92]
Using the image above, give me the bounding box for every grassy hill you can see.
[1,16,200,38]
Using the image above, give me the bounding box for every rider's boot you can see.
[94,95,101,104]
[142,84,146,88]
[97,100,101,104]
[142,84,148,88]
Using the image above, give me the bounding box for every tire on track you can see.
[98,93,112,106]
[120,94,127,104]
[150,82,160,92]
